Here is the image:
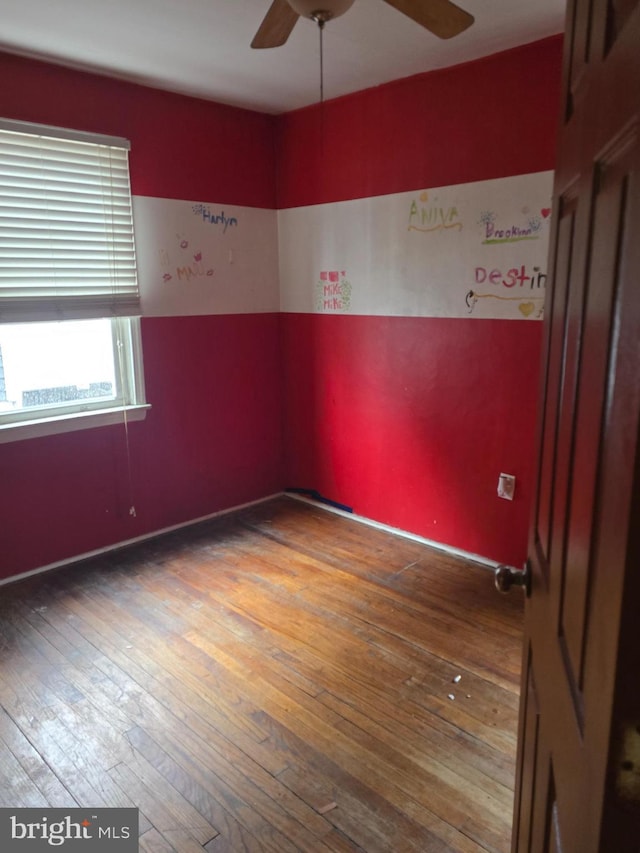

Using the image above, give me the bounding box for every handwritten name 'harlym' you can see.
[192,204,238,232]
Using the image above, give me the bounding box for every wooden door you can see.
[511,1,640,850]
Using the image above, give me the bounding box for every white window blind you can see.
[0,119,139,323]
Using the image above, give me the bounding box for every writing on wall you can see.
[276,170,556,320]
[478,206,551,244]
[315,271,352,312]
[192,204,239,232]
[159,235,215,285]
[408,190,464,234]
[133,196,279,317]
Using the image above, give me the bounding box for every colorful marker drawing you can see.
[408,190,463,234]
[465,289,544,318]
[159,234,214,284]
[316,270,352,312]
[478,208,548,244]
[408,221,463,234]
[192,204,238,232]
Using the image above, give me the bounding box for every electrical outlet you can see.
[497,473,516,501]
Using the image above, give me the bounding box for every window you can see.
[0,119,148,442]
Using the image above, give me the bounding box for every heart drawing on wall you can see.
[519,302,536,317]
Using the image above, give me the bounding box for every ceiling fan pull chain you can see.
[319,18,325,105]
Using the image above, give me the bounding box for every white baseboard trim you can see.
[2,490,499,588]
[0,493,283,588]
[285,492,499,571]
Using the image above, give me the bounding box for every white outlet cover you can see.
[498,473,516,500]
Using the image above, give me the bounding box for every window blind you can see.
[0,119,139,322]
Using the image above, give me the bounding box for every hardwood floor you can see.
[0,496,523,852]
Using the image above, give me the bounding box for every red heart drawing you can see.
[541,208,551,218]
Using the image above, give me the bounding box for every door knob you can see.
[494,562,531,596]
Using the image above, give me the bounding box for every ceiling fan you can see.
[251,0,474,49]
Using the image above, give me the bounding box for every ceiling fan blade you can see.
[383,0,474,39]
[251,0,300,48]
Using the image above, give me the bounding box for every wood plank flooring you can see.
[0,496,523,852]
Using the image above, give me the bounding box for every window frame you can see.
[0,119,149,443]
[0,316,149,444]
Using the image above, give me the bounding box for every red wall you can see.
[0,54,283,580]
[0,54,275,207]
[0,38,563,580]
[276,37,563,566]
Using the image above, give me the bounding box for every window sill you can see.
[0,404,151,444]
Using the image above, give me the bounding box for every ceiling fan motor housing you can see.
[287,0,356,22]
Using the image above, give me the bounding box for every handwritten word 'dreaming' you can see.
[192,204,238,232]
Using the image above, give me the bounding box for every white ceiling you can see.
[0,0,566,115]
